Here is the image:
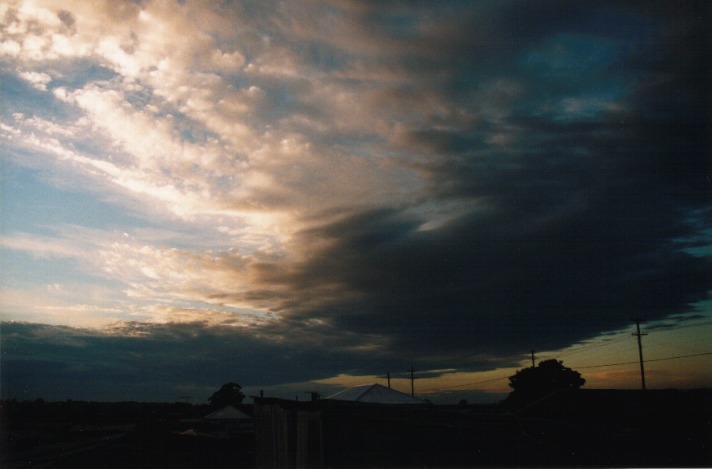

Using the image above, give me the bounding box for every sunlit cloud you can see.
[18,70,52,90]
[0,233,84,259]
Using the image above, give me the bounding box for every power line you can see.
[645,351,712,363]
[576,351,712,369]
[397,320,712,394]
[645,335,709,355]
[552,319,712,362]
[423,319,711,380]
[420,351,712,393]
[541,334,633,362]
[568,343,635,366]
[423,375,509,393]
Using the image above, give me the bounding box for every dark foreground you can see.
[2,389,710,468]
[3,426,254,469]
[1,401,255,469]
[252,389,711,468]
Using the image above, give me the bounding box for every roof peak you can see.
[326,383,426,404]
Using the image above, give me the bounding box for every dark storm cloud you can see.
[284,203,709,369]
[265,1,712,371]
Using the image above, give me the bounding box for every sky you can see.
[1,0,711,404]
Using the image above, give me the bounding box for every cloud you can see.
[18,70,52,90]
[271,195,710,368]
[2,0,418,224]
[0,320,401,401]
[0,226,285,325]
[216,0,712,371]
[0,232,84,259]
[1,0,710,399]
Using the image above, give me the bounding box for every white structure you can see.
[204,405,252,421]
[203,405,254,434]
[326,383,427,405]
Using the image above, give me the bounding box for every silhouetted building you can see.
[253,389,712,468]
[253,396,535,468]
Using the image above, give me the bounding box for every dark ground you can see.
[0,401,254,468]
[1,389,710,468]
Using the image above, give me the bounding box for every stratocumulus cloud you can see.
[0,0,710,401]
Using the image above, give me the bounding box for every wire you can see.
[645,351,712,363]
[420,351,712,392]
[412,320,712,393]
[424,375,509,393]
[541,334,632,361]
[563,351,712,370]
[528,319,712,367]
[645,335,709,355]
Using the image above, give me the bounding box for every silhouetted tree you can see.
[208,382,245,408]
[504,359,585,407]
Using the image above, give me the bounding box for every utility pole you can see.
[387,372,391,389]
[408,367,415,396]
[632,318,647,390]
[530,350,536,368]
